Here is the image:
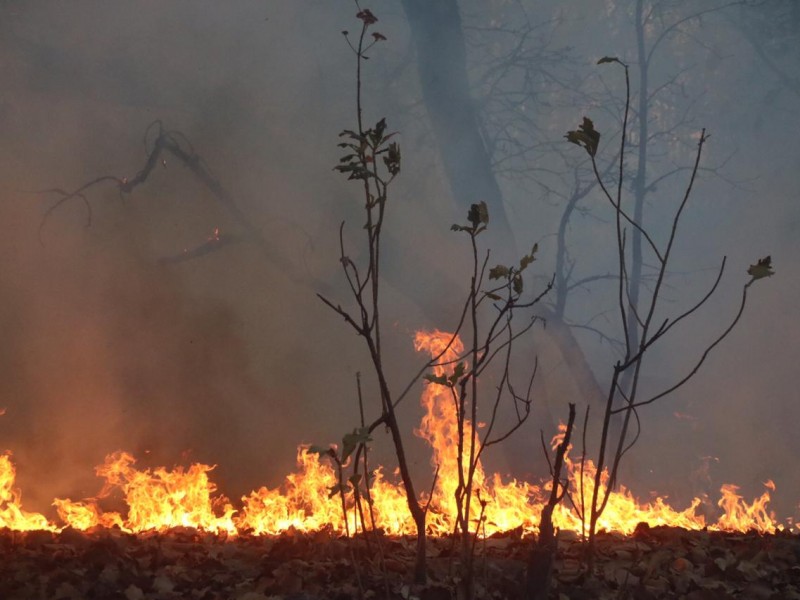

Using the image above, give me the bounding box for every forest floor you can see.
[1,525,799,599]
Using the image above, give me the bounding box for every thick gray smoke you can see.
[0,1,797,522]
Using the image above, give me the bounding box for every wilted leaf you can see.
[448,362,465,387]
[308,445,336,460]
[597,56,620,65]
[424,373,451,387]
[468,201,489,229]
[747,256,774,280]
[489,265,510,280]
[383,141,401,176]
[512,273,523,295]
[372,32,387,42]
[565,117,601,156]
[356,9,378,25]
[328,482,350,499]
[519,245,538,271]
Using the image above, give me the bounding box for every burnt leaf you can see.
[309,445,337,460]
[468,201,490,229]
[519,243,539,271]
[489,265,510,280]
[328,482,350,499]
[369,118,387,146]
[356,9,378,26]
[372,32,387,42]
[424,373,451,387]
[747,255,774,280]
[565,117,601,157]
[448,362,465,387]
[597,56,620,65]
[383,142,401,176]
[512,273,524,295]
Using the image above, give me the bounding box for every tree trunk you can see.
[400,0,513,252]
[401,0,604,407]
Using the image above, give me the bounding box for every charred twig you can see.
[525,403,576,600]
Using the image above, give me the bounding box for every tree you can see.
[563,57,771,558]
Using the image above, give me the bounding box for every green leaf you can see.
[565,117,601,156]
[342,427,372,462]
[597,56,620,65]
[489,265,510,280]
[747,256,774,280]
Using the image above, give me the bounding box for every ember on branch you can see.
[0,332,783,537]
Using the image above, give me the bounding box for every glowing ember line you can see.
[0,331,789,536]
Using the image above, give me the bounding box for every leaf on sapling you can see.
[448,362,465,387]
[565,117,601,157]
[369,118,387,146]
[424,373,451,387]
[747,256,774,280]
[424,363,465,388]
[341,427,372,463]
[309,445,337,460]
[512,273,524,295]
[328,482,351,499]
[485,291,502,301]
[467,201,489,229]
[383,142,401,176]
[356,9,378,26]
[597,56,620,65]
[489,265,510,280]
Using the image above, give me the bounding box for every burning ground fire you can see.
[0,331,786,538]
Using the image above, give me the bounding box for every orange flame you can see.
[0,330,790,536]
[0,453,56,531]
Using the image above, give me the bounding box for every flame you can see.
[0,453,56,531]
[55,451,236,534]
[0,330,791,536]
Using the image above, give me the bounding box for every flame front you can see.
[0,331,788,536]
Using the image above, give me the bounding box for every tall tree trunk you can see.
[401,0,604,407]
[400,0,513,250]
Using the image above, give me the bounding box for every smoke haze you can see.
[0,1,797,522]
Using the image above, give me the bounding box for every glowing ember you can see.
[0,331,790,536]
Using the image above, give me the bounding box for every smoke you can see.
[0,1,798,523]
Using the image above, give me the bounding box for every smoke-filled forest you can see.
[0,0,798,546]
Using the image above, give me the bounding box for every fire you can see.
[0,331,790,537]
[0,453,56,532]
[54,451,236,535]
